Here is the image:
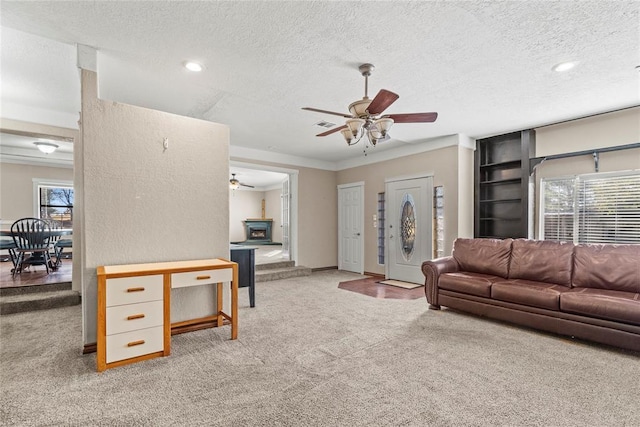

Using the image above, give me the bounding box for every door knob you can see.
[390,235,394,239]
[356,233,361,236]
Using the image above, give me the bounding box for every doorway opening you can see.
[229,161,299,266]
[0,130,75,290]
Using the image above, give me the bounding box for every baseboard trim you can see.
[83,343,97,354]
[311,266,338,272]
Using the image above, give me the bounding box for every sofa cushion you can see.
[452,238,512,278]
[572,244,640,293]
[508,239,573,287]
[439,272,503,298]
[560,288,640,326]
[491,279,569,311]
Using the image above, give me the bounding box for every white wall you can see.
[229,189,263,242]
[79,70,230,344]
[535,107,640,157]
[0,163,73,225]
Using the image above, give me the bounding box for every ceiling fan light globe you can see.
[374,118,394,137]
[340,128,354,144]
[346,118,366,138]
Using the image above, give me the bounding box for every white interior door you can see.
[338,183,364,274]
[386,177,433,284]
[281,177,290,259]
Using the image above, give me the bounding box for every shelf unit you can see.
[474,130,535,239]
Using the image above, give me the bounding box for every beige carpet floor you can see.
[1,270,639,426]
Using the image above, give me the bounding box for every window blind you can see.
[542,179,575,242]
[578,175,640,244]
[542,172,640,244]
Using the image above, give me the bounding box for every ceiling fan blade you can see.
[316,124,347,137]
[366,89,399,115]
[302,107,352,118]
[240,183,255,188]
[385,112,438,123]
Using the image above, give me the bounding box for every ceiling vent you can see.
[315,120,336,128]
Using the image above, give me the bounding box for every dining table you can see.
[1,228,72,270]
[0,228,72,237]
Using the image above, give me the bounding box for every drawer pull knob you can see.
[127,314,145,320]
[127,340,145,347]
[196,275,211,280]
[126,287,145,293]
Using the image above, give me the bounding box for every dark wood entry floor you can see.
[338,276,425,300]
[0,258,72,289]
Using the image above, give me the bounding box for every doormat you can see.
[377,279,423,289]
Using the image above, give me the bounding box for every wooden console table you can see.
[96,258,238,372]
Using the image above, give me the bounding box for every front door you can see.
[338,183,364,274]
[386,177,433,284]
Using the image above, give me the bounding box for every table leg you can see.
[231,264,238,340]
[216,282,223,327]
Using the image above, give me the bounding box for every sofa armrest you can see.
[422,256,459,309]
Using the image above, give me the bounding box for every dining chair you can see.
[52,238,72,269]
[47,220,64,269]
[0,238,17,270]
[11,217,53,277]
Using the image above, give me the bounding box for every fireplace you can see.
[244,219,273,243]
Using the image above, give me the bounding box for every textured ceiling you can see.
[1,1,638,166]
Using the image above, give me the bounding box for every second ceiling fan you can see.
[229,173,254,189]
[302,63,438,146]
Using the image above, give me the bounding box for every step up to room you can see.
[0,282,80,315]
[255,260,295,271]
[255,264,312,282]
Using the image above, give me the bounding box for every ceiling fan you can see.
[302,63,438,147]
[229,173,254,189]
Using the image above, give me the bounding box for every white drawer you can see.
[106,326,164,364]
[106,300,164,336]
[106,275,163,307]
[171,268,232,289]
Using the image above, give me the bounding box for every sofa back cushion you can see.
[573,244,640,292]
[452,238,512,278]
[508,239,574,287]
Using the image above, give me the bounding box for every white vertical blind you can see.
[542,172,640,244]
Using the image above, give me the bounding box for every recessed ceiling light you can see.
[552,61,578,72]
[184,61,203,72]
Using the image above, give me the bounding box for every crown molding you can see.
[1,103,79,130]
[230,145,337,171]
[231,134,475,172]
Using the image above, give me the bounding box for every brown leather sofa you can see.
[422,238,640,352]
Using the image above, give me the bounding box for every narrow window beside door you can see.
[377,192,385,265]
[434,186,445,258]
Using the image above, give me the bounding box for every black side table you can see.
[230,245,256,307]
